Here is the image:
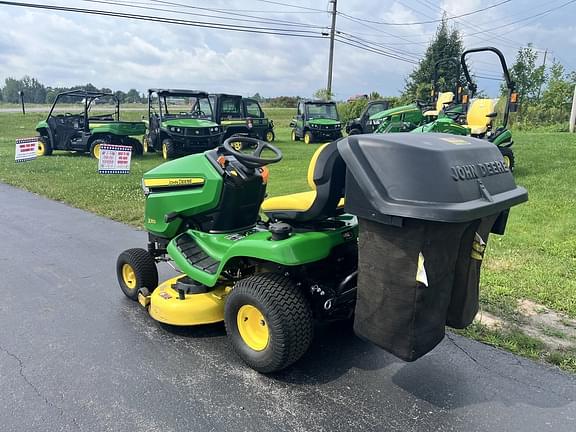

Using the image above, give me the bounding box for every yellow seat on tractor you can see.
[464,98,498,135]
[262,142,346,222]
[424,91,455,117]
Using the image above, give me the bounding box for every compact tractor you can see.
[35,90,145,159]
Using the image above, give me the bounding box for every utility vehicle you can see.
[290,100,342,144]
[35,90,145,159]
[206,94,275,150]
[144,89,223,160]
[117,133,527,373]
[345,100,390,135]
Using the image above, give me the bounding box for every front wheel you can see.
[303,131,313,145]
[125,137,143,156]
[499,147,515,171]
[116,248,158,300]
[161,138,177,160]
[36,136,53,156]
[224,273,313,373]
[291,129,299,142]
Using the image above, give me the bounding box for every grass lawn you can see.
[1,108,575,370]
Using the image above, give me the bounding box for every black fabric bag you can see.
[353,217,484,362]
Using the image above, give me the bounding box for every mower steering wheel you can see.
[444,110,464,121]
[223,136,282,168]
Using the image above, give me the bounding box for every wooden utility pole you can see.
[570,85,576,133]
[326,0,337,98]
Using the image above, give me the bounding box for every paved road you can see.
[1,183,575,432]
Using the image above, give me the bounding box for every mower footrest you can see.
[175,234,220,274]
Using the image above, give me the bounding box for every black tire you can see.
[125,137,143,156]
[116,248,158,300]
[348,128,361,136]
[224,272,313,373]
[499,146,515,171]
[291,129,300,142]
[143,135,155,153]
[161,138,177,160]
[304,131,314,145]
[37,136,53,156]
[265,130,275,143]
[89,139,107,159]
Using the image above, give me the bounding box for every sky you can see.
[0,0,574,100]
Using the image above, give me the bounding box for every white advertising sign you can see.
[15,137,38,163]
[98,144,132,174]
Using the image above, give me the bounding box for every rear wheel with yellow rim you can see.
[89,139,107,159]
[291,129,299,142]
[116,248,158,300]
[224,273,313,373]
[499,146,515,171]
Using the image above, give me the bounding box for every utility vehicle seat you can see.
[424,92,455,117]
[464,98,498,135]
[262,142,346,222]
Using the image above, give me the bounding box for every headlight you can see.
[168,126,182,133]
[335,123,341,128]
[310,123,318,128]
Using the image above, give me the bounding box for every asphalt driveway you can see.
[0,183,575,431]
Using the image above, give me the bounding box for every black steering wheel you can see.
[444,110,465,121]
[192,110,206,117]
[223,136,282,168]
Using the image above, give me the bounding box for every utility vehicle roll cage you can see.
[47,89,120,132]
[147,89,214,121]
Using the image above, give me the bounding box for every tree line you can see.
[1,78,145,104]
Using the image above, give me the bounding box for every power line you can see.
[0,1,326,38]
[337,0,512,26]
[334,35,419,64]
[251,0,327,13]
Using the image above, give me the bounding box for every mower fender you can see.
[167,225,357,287]
[492,129,513,147]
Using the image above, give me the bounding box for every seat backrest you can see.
[436,92,455,112]
[467,99,497,126]
[299,141,346,221]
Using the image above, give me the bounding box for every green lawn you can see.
[1,110,575,369]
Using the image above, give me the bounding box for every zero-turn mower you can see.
[117,133,527,373]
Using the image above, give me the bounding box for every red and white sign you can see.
[98,144,132,174]
[15,137,38,163]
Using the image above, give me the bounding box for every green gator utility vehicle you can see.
[206,94,275,150]
[35,90,145,159]
[290,100,343,144]
[345,100,390,135]
[145,89,223,160]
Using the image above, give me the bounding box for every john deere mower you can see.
[207,94,275,150]
[290,100,343,144]
[411,47,519,169]
[117,132,527,373]
[35,90,145,159]
[144,89,223,160]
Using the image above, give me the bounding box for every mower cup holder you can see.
[337,133,527,361]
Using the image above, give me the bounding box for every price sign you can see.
[15,137,38,162]
[98,144,132,174]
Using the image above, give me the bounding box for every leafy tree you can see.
[403,16,464,101]
[541,60,575,112]
[2,76,46,103]
[369,91,382,100]
[125,89,141,103]
[313,88,334,101]
[506,44,545,109]
[251,92,262,101]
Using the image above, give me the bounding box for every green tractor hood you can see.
[370,104,419,121]
[162,119,218,128]
[309,118,340,126]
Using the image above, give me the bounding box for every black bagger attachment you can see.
[337,133,528,361]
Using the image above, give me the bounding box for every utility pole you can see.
[536,48,548,100]
[326,0,337,99]
[569,84,576,133]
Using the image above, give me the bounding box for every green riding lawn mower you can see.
[144,89,223,160]
[290,100,343,144]
[35,90,145,159]
[117,132,527,373]
[208,94,275,150]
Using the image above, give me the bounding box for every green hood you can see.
[309,118,340,126]
[162,119,218,128]
[35,120,48,131]
[371,104,418,120]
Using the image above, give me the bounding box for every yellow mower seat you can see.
[424,92,455,117]
[464,99,498,135]
[262,142,346,222]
